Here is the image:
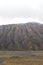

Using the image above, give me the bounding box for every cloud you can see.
[0,0,41,18]
[0,17,43,25]
[0,0,43,24]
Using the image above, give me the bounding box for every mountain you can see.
[0,22,43,50]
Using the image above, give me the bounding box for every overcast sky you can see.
[0,0,43,25]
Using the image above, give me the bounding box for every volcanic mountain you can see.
[0,22,43,50]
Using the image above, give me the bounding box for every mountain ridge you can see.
[0,22,43,50]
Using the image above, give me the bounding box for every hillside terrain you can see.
[0,22,43,50]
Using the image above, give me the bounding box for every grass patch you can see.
[2,57,43,65]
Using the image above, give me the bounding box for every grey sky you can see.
[0,0,43,25]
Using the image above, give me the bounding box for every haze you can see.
[0,0,43,25]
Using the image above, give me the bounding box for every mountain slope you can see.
[0,22,43,50]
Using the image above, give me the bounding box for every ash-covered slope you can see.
[0,22,43,50]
